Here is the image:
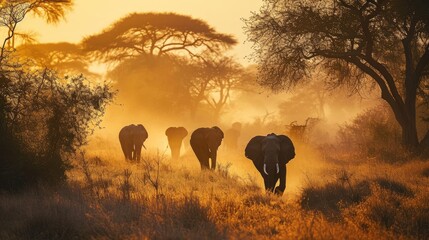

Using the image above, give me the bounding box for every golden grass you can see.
[1,145,428,239]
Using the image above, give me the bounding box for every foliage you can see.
[0,59,114,190]
[82,12,237,62]
[244,0,429,150]
[337,105,405,162]
[0,0,73,55]
[300,170,371,219]
[186,56,244,119]
[16,42,97,77]
[108,54,245,122]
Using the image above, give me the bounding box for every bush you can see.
[374,178,413,198]
[300,171,371,219]
[337,105,405,162]
[0,63,114,190]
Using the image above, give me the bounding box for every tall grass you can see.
[2,103,429,239]
[1,149,428,239]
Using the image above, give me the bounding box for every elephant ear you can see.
[211,126,224,138]
[278,135,295,164]
[137,124,148,140]
[165,127,174,136]
[244,136,264,161]
[178,127,188,138]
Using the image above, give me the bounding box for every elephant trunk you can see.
[263,163,279,175]
[263,151,279,175]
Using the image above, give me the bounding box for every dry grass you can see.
[1,147,429,239]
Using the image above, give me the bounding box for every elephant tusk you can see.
[263,164,268,175]
[276,163,279,174]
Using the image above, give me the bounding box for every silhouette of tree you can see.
[0,0,73,56]
[82,12,237,63]
[245,0,429,153]
[108,55,192,118]
[187,56,243,120]
[17,42,97,77]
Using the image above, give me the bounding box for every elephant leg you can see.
[135,144,142,162]
[198,152,210,170]
[126,143,133,160]
[131,144,136,161]
[274,165,287,195]
[120,143,127,160]
[263,176,276,193]
[191,143,210,170]
[120,140,132,160]
[210,156,216,170]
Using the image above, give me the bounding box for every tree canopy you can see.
[82,12,237,62]
[244,0,429,152]
[17,42,96,77]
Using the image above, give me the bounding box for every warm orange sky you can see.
[20,0,263,65]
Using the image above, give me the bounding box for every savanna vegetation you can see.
[1,0,429,239]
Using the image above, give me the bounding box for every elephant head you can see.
[245,133,295,195]
[119,124,148,162]
[165,127,188,160]
[190,126,224,170]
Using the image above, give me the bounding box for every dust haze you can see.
[85,60,382,193]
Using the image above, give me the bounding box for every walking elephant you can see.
[190,126,224,170]
[245,133,295,195]
[224,122,242,150]
[119,124,148,162]
[165,127,188,160]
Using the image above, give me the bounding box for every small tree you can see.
[186,56,243,120]
[244,0,429,153]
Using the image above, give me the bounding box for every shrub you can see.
[422,167,429,178]
[337,105,405,162]
[300,171,371,219]
[374,177,413,198]
[0,64,114,190]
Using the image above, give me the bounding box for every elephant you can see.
[165,127,188,160]
[245,133,295,195]
[119,124,148,162]
[224,122,242,150]
[190,126,224,170]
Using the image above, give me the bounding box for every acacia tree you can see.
[0,0,73,60]
[244,0,429,152]
[82,12,237,62]
[187,56,243,120]
[17,42,97,77]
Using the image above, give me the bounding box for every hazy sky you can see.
[20,0,264,65]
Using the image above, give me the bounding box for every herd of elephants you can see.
[119,124,296,195]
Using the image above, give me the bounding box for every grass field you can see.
[1,139,428,240]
